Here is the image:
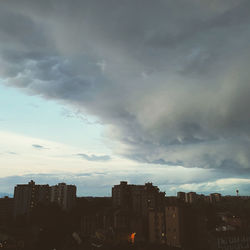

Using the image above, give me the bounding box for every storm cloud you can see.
[1,0,250,175]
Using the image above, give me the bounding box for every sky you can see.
[1,0,250,196]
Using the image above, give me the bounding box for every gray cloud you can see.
[61,108,101,125]
[32,144,47,150]
[1,0,250,174]
[76,153,111,162]
[7,151,18,155]
[0,151,18,156]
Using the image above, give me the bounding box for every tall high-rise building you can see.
[13,180,50,217]
[209,193,221,203]
[148,210,165,244]
[50,183,76,211]
[185,192,197,203]
[165,205,183,247]
[177,192,186,202]
[165,204,209,249]
[112,181,165,216]
[112,181,165,241]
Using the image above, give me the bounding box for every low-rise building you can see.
[0,196,14,225]
[211,231,250,250]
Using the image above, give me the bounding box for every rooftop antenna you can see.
[236,189,239,197]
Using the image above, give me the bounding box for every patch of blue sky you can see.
[0,83,109,153]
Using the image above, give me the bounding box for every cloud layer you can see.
[1,0,250,176]
[76,153,111,162]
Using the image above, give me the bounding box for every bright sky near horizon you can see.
[1,0,250,197]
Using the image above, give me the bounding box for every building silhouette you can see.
[13,181,76,217]
[13,180,50,217]
[112,181,165,216]
[185,191,197,203]
[112,181,165,242]
[50,182,76,211]
[3,180,249,249]
[165,205,183,247]
[177,191,186,202]
[0,196,13,226]
[148,210,165,244]
[210,193,222,203]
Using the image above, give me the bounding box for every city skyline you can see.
[1,0,250,196]
[3,179,249,249]
[0,179,247,199]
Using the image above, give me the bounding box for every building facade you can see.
[0,196,14,225]
[210,193,222,203]
[112,181,165,216]
[112,181,165,242]
[165,205,183,247]
[13,180,50,217]
[50,183,76,211]
[148,210,165,244]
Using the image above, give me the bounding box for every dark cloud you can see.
[0,0,250,173]
[151,159,183,166]
[76,153,111,162]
